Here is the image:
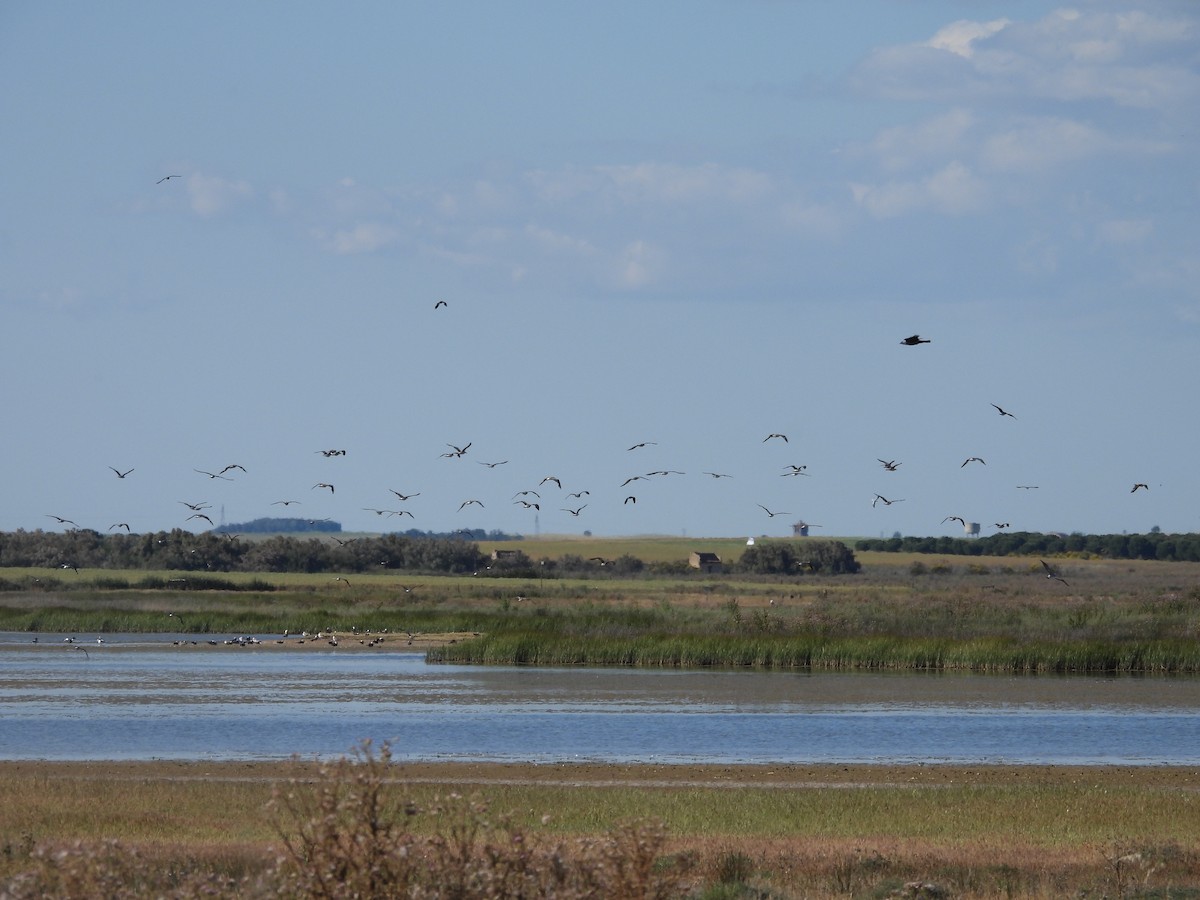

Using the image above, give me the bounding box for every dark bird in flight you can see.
[362,508,396,516]
[179,501,211,511]
[316,449,346,457]
[1040,559,1068,585]
[621,475,648,486]
[478,460,508,468]
[109,523,131,532]
[443,442,471,458]
[645,470,684,476]
[156,175,181,184]
[627,441,656,450]
[878,459,901,471]
[313,483,335,493]
[540,475,562,488]
[872,495,904,508]
[219,464,247,475]
[991,403,1017,418]
[562,505,587,516]
[187,513,214,526]
[782,465,810,476]
[334,576,350,586]
[389,490,420,501]
[272,499,300,506]
[513,500,540,510]
[513,490,541,499]
[900,335,930,345]
[624,496,637,504]
[1131,483,1149,493]
[942,515,966,526]
[46,515,79,527]
[589,557,612,565]
[459,499,484,510]
[194,469,232,481]
[994,522,1010,529]
[61,563,79,574]
[703,472,732,478]
[962,457,986,467]
[1017,485,1039,490]
[758,504,790,517]
[109,467,134,478]
[434,300,447,309]
[566,490,590,499]
[763,433,788,443]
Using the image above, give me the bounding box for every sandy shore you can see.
[2,759,1196,789]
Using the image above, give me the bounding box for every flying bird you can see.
[991,404,1017,418]
[962,457,986,467]
[1017,485,1039,490]
[566,490,590,499]
[156,175,181,184]
[109,523,131,532]
[389,490,420,501]
[872,495,904,508]
[1131,483,1149,493]
[179,501,211,511]
[758,504,790,517]
[194,469,232,480]
[108,467,134,478]
[782,465,810,476]
[443,442,471,458]
[187,513,214,526]
[219,464,247,475]
[562,505,587,516]
[459,499,484,510]
[434,300,448,309]
[272,499,301,506]
[942,515,966,526]
[512,490,541,499]
[316,449,347,457]
[621,475,648,486]
[900,334,931,345]
[46,515,79,527]
[627,441,656,451]
[540,475,562,488]
[478,460,508,468]
[703,472,733,478]
[1040,559,1069,585]
[624,496,637,504]
[994,522,1011,529]
[312,483,335,493]
[513,500,540,510]
[878,459,901,471]
[763,433,788,443]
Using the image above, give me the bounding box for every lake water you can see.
[1,633,1198,764]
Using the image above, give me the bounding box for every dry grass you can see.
[2,755,1199,897]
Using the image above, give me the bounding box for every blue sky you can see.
[2,1,1197,541]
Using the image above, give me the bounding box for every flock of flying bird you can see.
[37,327,1156,549]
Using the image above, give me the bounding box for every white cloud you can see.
[868,109,976,172]
[615,240,662,288]
[926,18,1010,58]
[322,222,401,255]
[851,161,987,219]
[186,174,253,217]
[852,7,1200,111]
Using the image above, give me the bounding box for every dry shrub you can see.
[267,739,691,899]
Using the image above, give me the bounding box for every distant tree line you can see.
[855,531,1200,562]
[0,530,859,578]
[213,517,524,541]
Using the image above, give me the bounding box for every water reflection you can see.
[1,635,1197,764]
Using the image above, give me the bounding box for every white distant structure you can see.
[746,537,755,546]
[965,522,981,536]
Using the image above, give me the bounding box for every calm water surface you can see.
[1,634,1197,764]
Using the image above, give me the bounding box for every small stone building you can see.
[689,551,723,574]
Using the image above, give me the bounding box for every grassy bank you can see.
[3,554,1200,673]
